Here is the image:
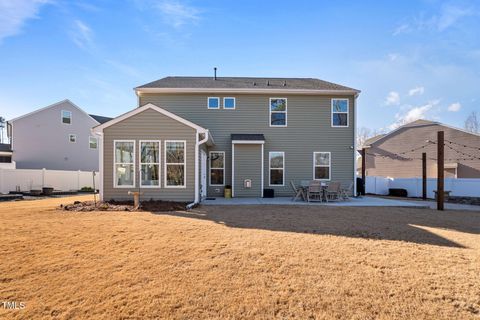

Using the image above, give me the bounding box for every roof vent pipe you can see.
[267,80,270,86]
[214,67,217,80]
[283,81,287,86]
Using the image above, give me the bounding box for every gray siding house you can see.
[94,77,360,204]
[8,99,111,171]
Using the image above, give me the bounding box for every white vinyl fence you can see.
[366,176,480,198]
[0,168,99,194]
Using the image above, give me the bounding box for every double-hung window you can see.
[331,99,349,127]
[270,98,287,127]
[209,151,225,185]
[89,136,98,149]
[62,110,72,124]
[269,152,284,186]
[114,140,135,187]
[208,97,220,109]
[165,141,186,188]
[313,152,331,180]
[140,141,160,187]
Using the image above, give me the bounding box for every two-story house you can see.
[8,99,112,171]
[93,76,360,204]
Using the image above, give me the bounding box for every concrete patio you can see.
[202,196,429,207]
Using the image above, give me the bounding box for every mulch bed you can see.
[60,199,188,212]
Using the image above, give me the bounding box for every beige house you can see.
[361,120,480,179]
[93,76,360,204]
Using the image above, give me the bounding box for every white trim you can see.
[139,140,161,188]
[196,131,209,203]
[68,134,77,143]
[89,136,98,149]
[331,98,349,128]
[61,110,72,125]
[0,151,12,156]
[9,99,100,125]
[207,97,220,109]
[223,97,236,110]
[209,151,225,186]
[269,97,287,127]
[114,140,136,188]
[164,140,187,188]
[268,151,285,186]
[93,103,207,133]
[261,144,264,197]
[353,96,358,196]
[135,88,361,95]
[232,143,235,197]
[231,140,265,144]
[313,151,331,181]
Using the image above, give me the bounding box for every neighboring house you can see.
[93,76,360,203]
[7,99,112,171]
[0,143,14,169]
[361,119,480,178]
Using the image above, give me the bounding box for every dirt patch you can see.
[60,199,188,212]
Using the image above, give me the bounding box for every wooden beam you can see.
[361,148,366,195]
[422,152,427,200]
[437,131,444,210]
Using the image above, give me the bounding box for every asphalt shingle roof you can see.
[136,76,359,92]
[89,114,113,124]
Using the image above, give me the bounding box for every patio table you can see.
[300,181,328,202]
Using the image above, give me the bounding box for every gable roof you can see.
[363,134,386,147]
[364,119,480,147]
[135,76,360,95]
[89,114,113,124]
[93,103,207,133]
[8,99,103,125]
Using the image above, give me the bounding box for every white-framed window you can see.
[313,152,331,181]
[208,97,220,109]
[68,134,77,143]
[140,140,160,187]
[269,151,285,186]
[270,98,287,127]
[331,99,349,127]
[61,110,72,124]
[164,140,186,188]
[223,97,236,110]
[89,136,98,149]
[209,151,225,186]
[114,140,135,187]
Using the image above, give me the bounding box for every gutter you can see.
[135,87,361,95]
[186,129,210,210]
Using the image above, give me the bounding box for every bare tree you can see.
[465,111,479,134]
[356,127,371,148]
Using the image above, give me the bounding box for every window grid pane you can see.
[314,152,330,180]
[210,151,224,185]
[115,141,135,187]
[166,141,185,187]
[141,141,160,187]
[269,152,284,185]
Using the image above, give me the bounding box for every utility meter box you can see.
[244,179,252,188]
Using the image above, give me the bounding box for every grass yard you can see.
[0,196,479,319]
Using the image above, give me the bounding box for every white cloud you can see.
[385,91,400,106]
[437,5,474,31]
[0,0,51,43]
[388,53,399,61]
[393,23,411,36]
[389,99,440,129]
[408,86,425,96]
[154,0,200,28]
[447,102,461,112]
[71,19,93,50]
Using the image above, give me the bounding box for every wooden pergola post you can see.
[361,148,366,195]
[422,152,427,200]
[437,131,444,211]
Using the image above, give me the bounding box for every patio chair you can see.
[340,182,354,200]
[290,181,305,202]
[307,180,323,202]
[325,181,341,202]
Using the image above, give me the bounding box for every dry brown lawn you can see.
[0,196,479,319]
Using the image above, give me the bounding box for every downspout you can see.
[353,93,359,197]
[91,129,104,201]
[186,130,209,209]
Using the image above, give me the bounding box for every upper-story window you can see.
[68,134,77,143]
[223,97,236,109]
[208,97,220,109]
[270,98,287,127]
[62,110,72,124]
[331,99,349,127]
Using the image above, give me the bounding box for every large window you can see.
[140,141,160,187]
[62,110,72,124]
[114,140,135,187]
[165,141,186,188]
[209,151,224,186]
[270,98,287,127]
[223,97,236,109]
[313,152,331,180]
[269,151,284,186]
[331,99,349,127]
[89,136,98,149]
[208,97,220,109]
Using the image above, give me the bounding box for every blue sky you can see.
[0,0,479,131]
